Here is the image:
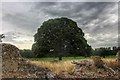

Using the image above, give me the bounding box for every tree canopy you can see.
[32,17,92,58]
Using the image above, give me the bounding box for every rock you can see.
[2,42,119,79]
[70,59,119,79]
[1,43,56,78]
[2,43,20,73]
[116,50,120,78]
[116,51,120,66]
[71,60,93,72]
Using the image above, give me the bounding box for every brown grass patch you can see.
[93,56,105,68]
[31,61,75,75]
[103,59,118,69]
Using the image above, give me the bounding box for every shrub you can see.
[93,56,105,68]
[20,49,35,58]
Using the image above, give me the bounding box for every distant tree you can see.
[92,46,120,57]
[32,17,92,60]
[20,49,35,58]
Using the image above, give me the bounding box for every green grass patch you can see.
[62,56,91,60]
[31,55,116,61]
[104,55,116,59]
[31,57,58,61]
[31,56,91,61]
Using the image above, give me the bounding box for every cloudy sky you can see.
[1,2,118,49]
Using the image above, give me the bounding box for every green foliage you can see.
[20,49,35,58]
[93,56,105,68]
[32,17,92,57]
[92,46,119,57]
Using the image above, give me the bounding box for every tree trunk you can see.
[58,56,62,61]
[103,55,105,58]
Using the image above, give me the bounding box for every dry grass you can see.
[31,61,75,75]
[31,58,118,76]
[103,59,118,69]
[93,57,118,69]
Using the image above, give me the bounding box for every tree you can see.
[99,48,107,58]
[32,17,92,59]
[20,49,35,58]
[94,47,112,58]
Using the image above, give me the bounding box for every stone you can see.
[2,43,120,79]
[71,60,93,69]
[1,43,56,78]
[116,50,120,66]
[70,58,119,79]
[116,50,120,78]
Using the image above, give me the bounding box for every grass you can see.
[30,55,117,76]
[104,55,116,59]
[31,55,116,61]
[30,56,91,75]
[31,61,75,75]
[31,56,92,61]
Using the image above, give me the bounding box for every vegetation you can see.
[19,46,119,59]
[32,17,92,60]
[104,59,118,70]
[31,56,115,61]
[93,56,105,68]
[20,49,35,58]
[19,17,119,60]
[31,61,75,75]
[31,58,116,75]
[92,46,119,58]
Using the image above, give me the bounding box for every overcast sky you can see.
[1,2,118,49]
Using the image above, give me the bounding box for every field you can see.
[31,61,75,75]
[30,55,117,76]
[31,55,116,61]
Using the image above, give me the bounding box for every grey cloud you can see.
[34,2,115,20]
[3,31,33,44]
[3,31,22,44]
[87,33,118,48]
[2,13,40,33]
[2,2,118,48]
